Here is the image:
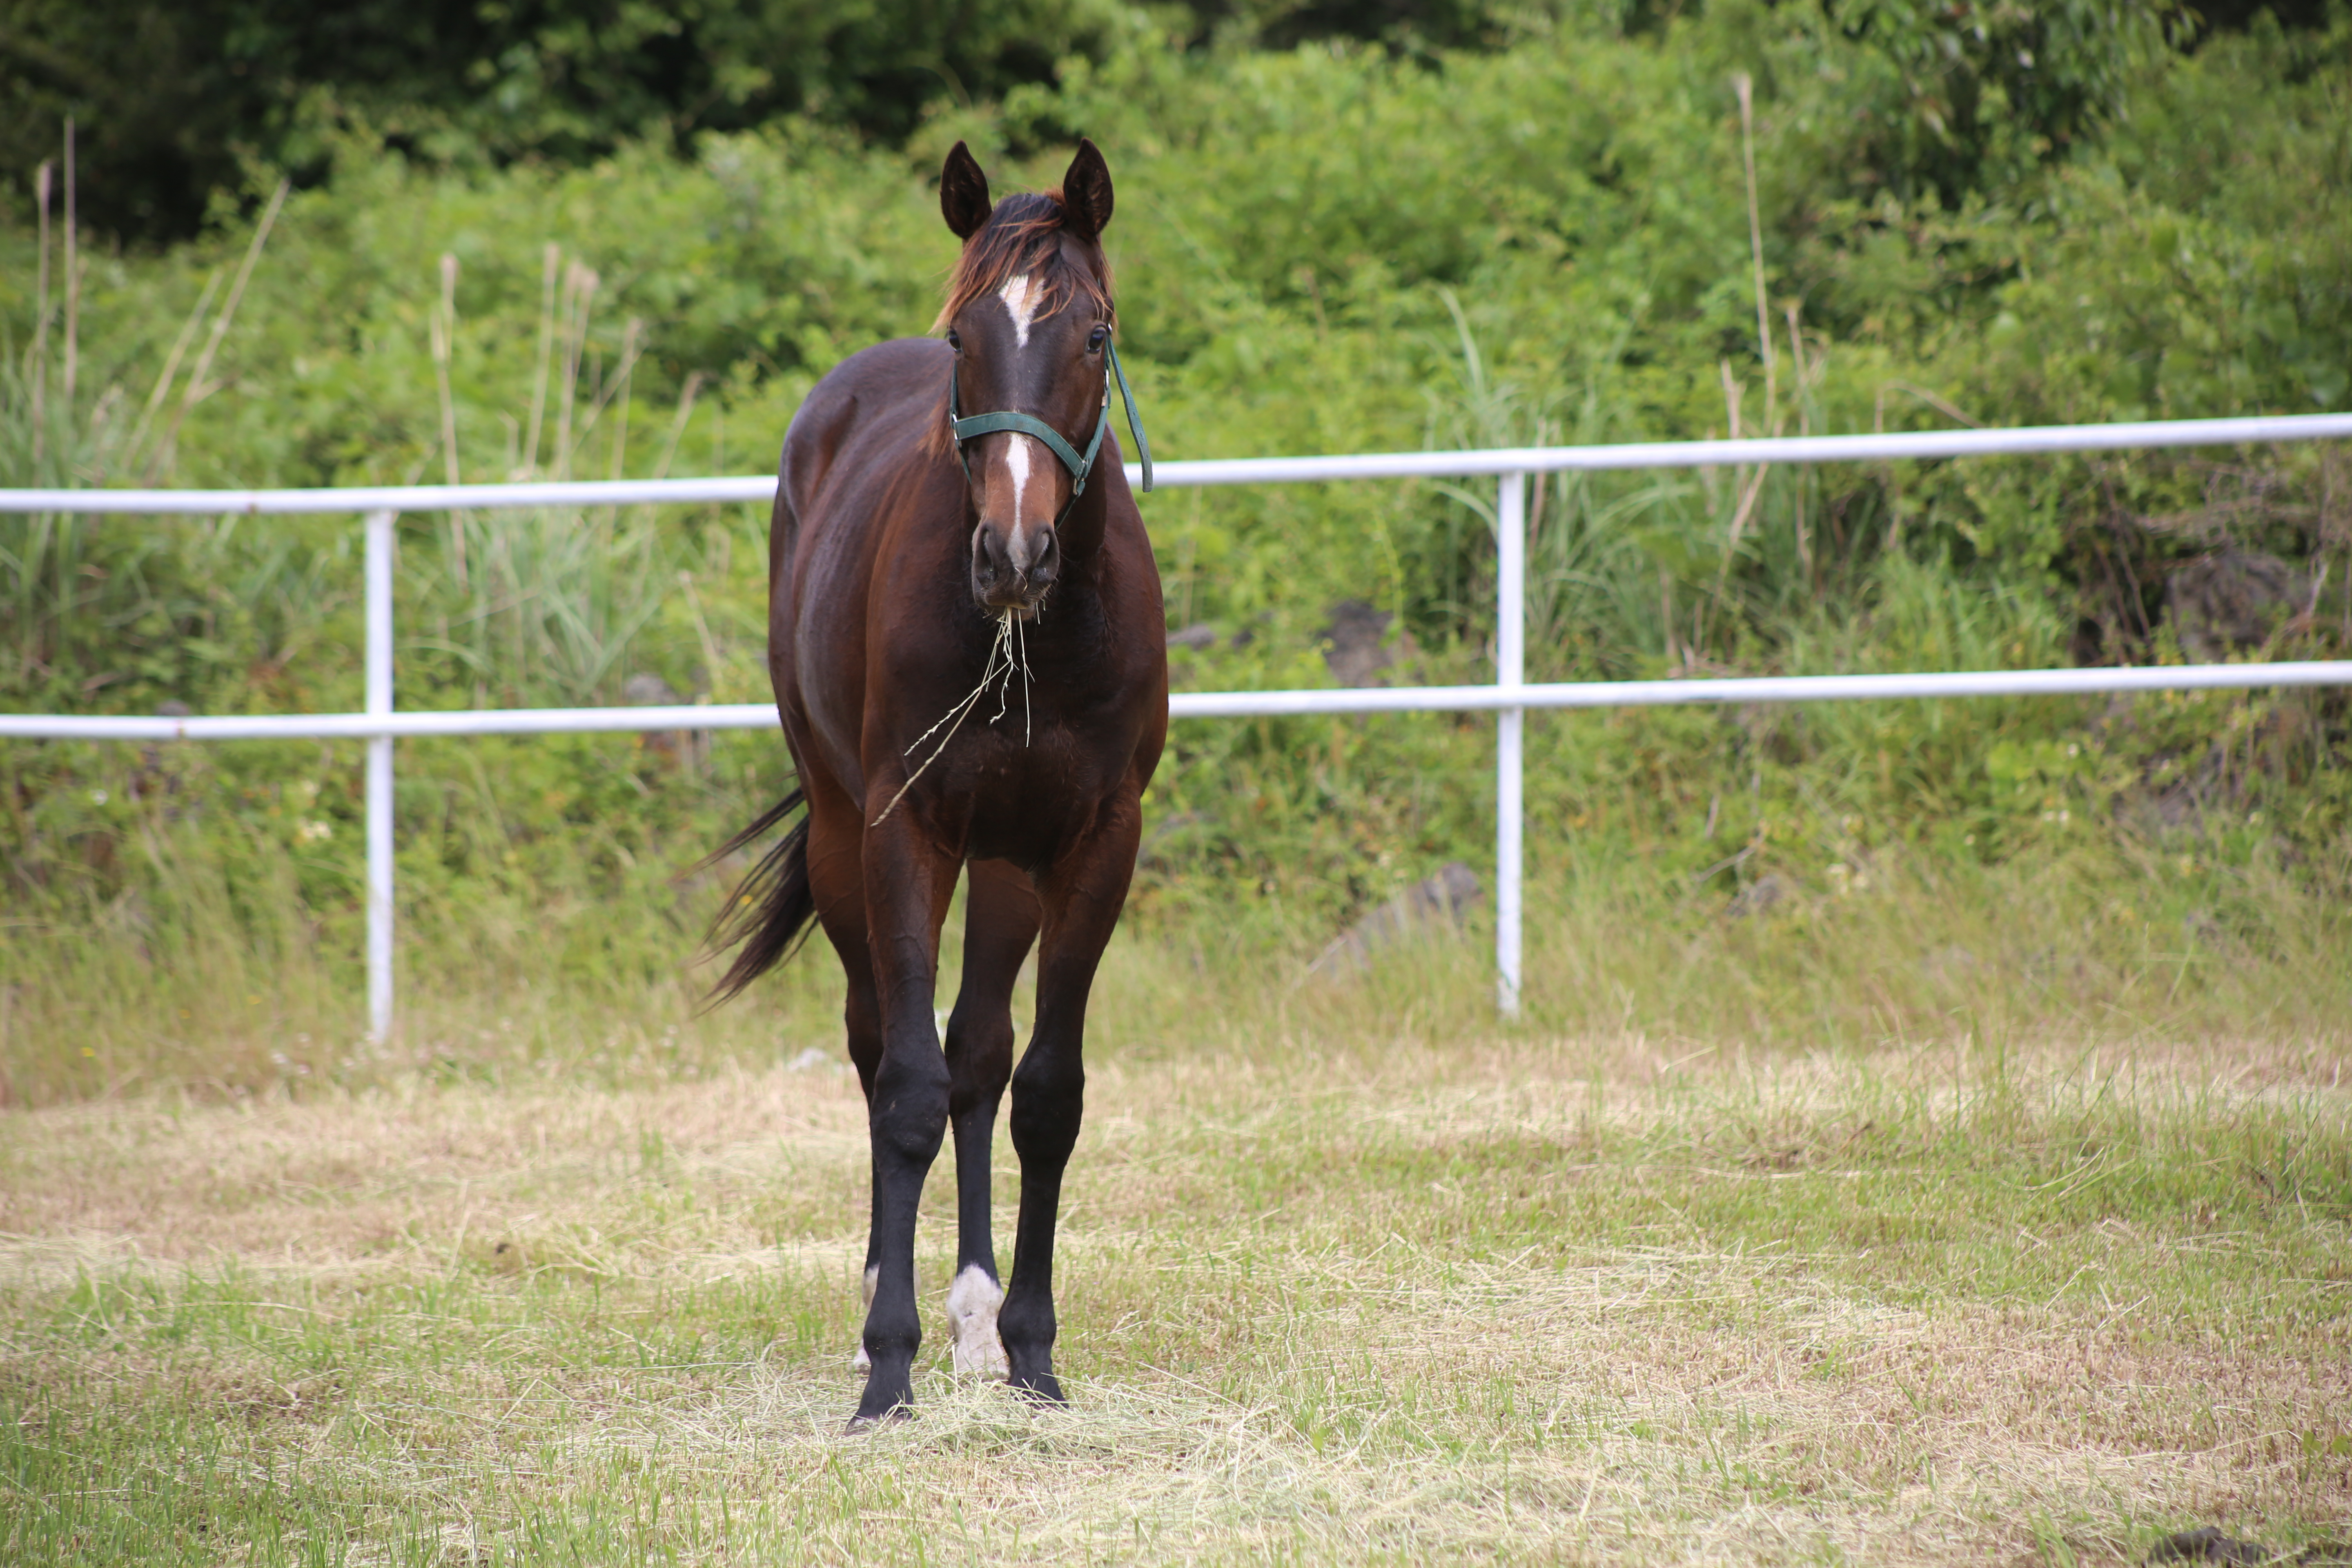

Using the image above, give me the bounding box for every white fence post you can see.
[364,510,396,1042]
[1495,471,1526,1017]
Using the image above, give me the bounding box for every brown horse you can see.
[706,139,1167,1428]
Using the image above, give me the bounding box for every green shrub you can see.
[2,4,2347,1093]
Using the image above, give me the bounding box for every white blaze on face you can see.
[946,1263,1009,1380]
[997,273,1042,349]
[1003,429,1034,535]
[989,273,1051,562]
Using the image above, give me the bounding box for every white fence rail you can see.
[7,410,2352,1034]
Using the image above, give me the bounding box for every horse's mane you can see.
[934,189,1116,333]
[923,189,1116,461]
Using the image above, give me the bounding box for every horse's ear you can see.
[940,141,993,241]
[1059,138,1113,243]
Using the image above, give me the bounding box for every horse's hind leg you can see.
[798,780,886,1367]
[941,859,1040,1379]
[999,788,1143,1405]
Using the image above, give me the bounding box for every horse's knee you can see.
[944,1013,1014,1117]
[1008,1052,1083,1167]
[870,1049,951,1164]
[842,989,884,1096]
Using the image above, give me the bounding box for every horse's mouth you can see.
[976,587,1047,621]
[971,519,1060,622]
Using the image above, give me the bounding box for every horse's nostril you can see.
[972,524,1056,602]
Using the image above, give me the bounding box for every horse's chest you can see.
[949,727,1112,852]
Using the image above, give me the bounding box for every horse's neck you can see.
[1053,483,1114,566]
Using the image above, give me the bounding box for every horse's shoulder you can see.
[813,337,947,400]
[783,337,948,509]
[790,338,944,431]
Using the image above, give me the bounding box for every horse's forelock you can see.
[933,189,1114,335]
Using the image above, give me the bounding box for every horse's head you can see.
[936,139,1118,619]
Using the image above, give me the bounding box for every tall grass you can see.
[6,803,2344,1108]
[3,11,2349,1105]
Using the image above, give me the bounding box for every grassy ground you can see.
[2,889,2348,1565]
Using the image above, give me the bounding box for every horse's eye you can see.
[946,329,962,353]
[1087,325,1109,354]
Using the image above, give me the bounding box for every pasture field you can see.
[3,872,2348,1566]
[8,9,2351,1559]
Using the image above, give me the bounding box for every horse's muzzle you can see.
[970,522,1058,616]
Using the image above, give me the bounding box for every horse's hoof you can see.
[1010,1371,1067,1408]
[843,1406,913,1436]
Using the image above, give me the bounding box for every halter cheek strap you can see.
[947,335,1154,521]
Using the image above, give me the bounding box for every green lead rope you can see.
[1106,336,1153,493]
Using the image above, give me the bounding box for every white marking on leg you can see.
[945,1263,1009,1380]
[853,1264,878,1372]
[997,274,1040,349]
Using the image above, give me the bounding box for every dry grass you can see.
[10,828,2350,1111]
[2,999,2347,1565]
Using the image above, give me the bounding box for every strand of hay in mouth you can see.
[871,610,1028,826]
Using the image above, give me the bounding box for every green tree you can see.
[0,0,1131,241]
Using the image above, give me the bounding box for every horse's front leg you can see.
[999,787,1143,1404]
[851,814,962,1429]
[941,859,1040,1379]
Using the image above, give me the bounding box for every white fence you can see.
[7,410,2352,1035]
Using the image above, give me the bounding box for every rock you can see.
[1920,944,1978,982]
[138,706,196,811]
[624,673,705,770]
[2181,909,2227,947]
[2143,1527,2352,1564]
[2145,744,2227,831]
[2165,550,2312,661]
[1310,862,1483,975]
[624,673,684,706]
[1167,623,1218,652]
[2147,1526,2275,1564]
[1319,599,1415,688]
[1725,873,1788,919]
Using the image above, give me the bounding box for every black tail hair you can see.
[696,788,818,1008]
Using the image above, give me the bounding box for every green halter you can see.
[947,334,1153,518]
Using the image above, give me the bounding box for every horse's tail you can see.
[696,788,818,1007]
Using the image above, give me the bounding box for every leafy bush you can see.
[2,2,2348,1087]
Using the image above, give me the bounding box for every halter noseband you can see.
[947,332,1154,522]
